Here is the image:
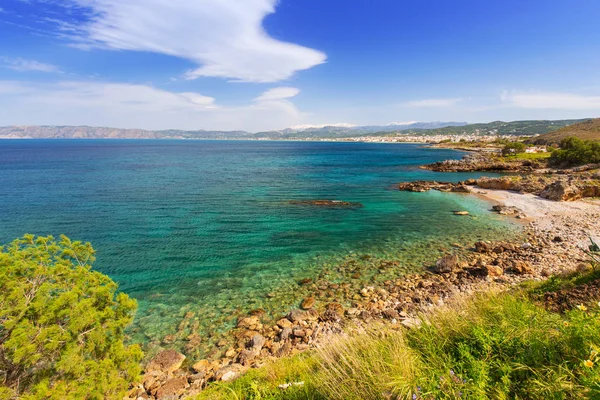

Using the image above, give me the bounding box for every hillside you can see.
[386,119,588,137]
[527,118,600,145]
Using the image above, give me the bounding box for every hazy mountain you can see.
[0,126,251,139]
[254,121,468,138]
[0,119,589,140]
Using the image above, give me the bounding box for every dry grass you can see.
[530,118,600,145]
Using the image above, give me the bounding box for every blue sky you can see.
[0,0,599,131]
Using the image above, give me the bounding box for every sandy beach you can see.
[474,187,600,247]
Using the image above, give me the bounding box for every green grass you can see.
[195,273,600,400]
[504,151,552,161]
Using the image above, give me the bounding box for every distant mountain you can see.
[254,122,468,139]
[0,119,590,140]
[0,126,251,139]
[526,118,600,145]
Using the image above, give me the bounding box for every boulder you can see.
[191,359,210,374]
[288,309,319,323]
[301,297,315,310]
[434,254,460,274]
[154,377,189,400]
[237,315,260,330]
[475,241,492,253]
[513,261,534,275]
[215,364,246,382]
[382,309,400,320]
[145,350,186,375]
[276,318,293,329]
[539,181,581,201]
[485,265,503,277]
[250,334,266,351]
[321,302,344,322]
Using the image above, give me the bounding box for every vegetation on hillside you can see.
[501,141,526,156]
[529,118,600,145]
[393,119,587,138]
[550,137,600,167]
[0,235,142,399]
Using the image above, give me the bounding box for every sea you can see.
[0,140,519,356]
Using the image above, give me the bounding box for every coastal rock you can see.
[146,350,186,375]
[491,205,523,216]
[191,360,210,374]
[400,318,422,329]
[288,200,363,208]
[513,261,534,275]
[276,318,293,329]
[154,377,189,400]
[280,327,292,341]
[301,297,315,310]
[540,181,581,201]
[215,364,246,382]
[382,309,400,320]
[422,154,529,173]
[238,349,258,366]
[237,316,261,330]
[434,255,460,274]
[485,265,504,277]
[475,241,492,253]
[321,302,344,322]
[250,334,266,351]
[288,309,319,323]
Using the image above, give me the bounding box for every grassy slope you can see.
[529,118,600,145]
[195,267,600,400]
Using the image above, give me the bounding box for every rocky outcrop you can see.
[398,175,600,202]
[397,181,471,193]
[288,200,364,208]
[422,154,543,172]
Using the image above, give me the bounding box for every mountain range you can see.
[0,119,592,140]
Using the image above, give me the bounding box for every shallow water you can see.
[0,140,518,355]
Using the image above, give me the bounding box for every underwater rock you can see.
[288,199,363,208]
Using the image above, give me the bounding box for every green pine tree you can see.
[0,235,142,399]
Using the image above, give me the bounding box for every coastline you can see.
[133,184,600,398]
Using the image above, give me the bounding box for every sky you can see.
[0,0,599,132]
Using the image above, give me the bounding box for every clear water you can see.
[0,140,518,356]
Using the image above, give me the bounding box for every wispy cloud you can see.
[0,81,304,131]
[254,87,300,102]
[405,98,462,107]
[501,91,600,109]
[51,0,326,83]
[1,57,60,73]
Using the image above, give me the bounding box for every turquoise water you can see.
[0,140,517,356]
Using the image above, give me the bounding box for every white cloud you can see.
[0,80,303,131]
[62,0,326,83]
[501,91,600,109]
[2,57,60,73]
[254,87,300,102]
[405,98,462,107]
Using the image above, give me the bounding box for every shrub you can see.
[501,142,526,156]
[550,136,600,166]
[0,235,142,399]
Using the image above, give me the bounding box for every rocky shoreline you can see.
[422,153,545,172]
[128,190,600,399]
[126,146,600,399]
[398,172,600,202]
